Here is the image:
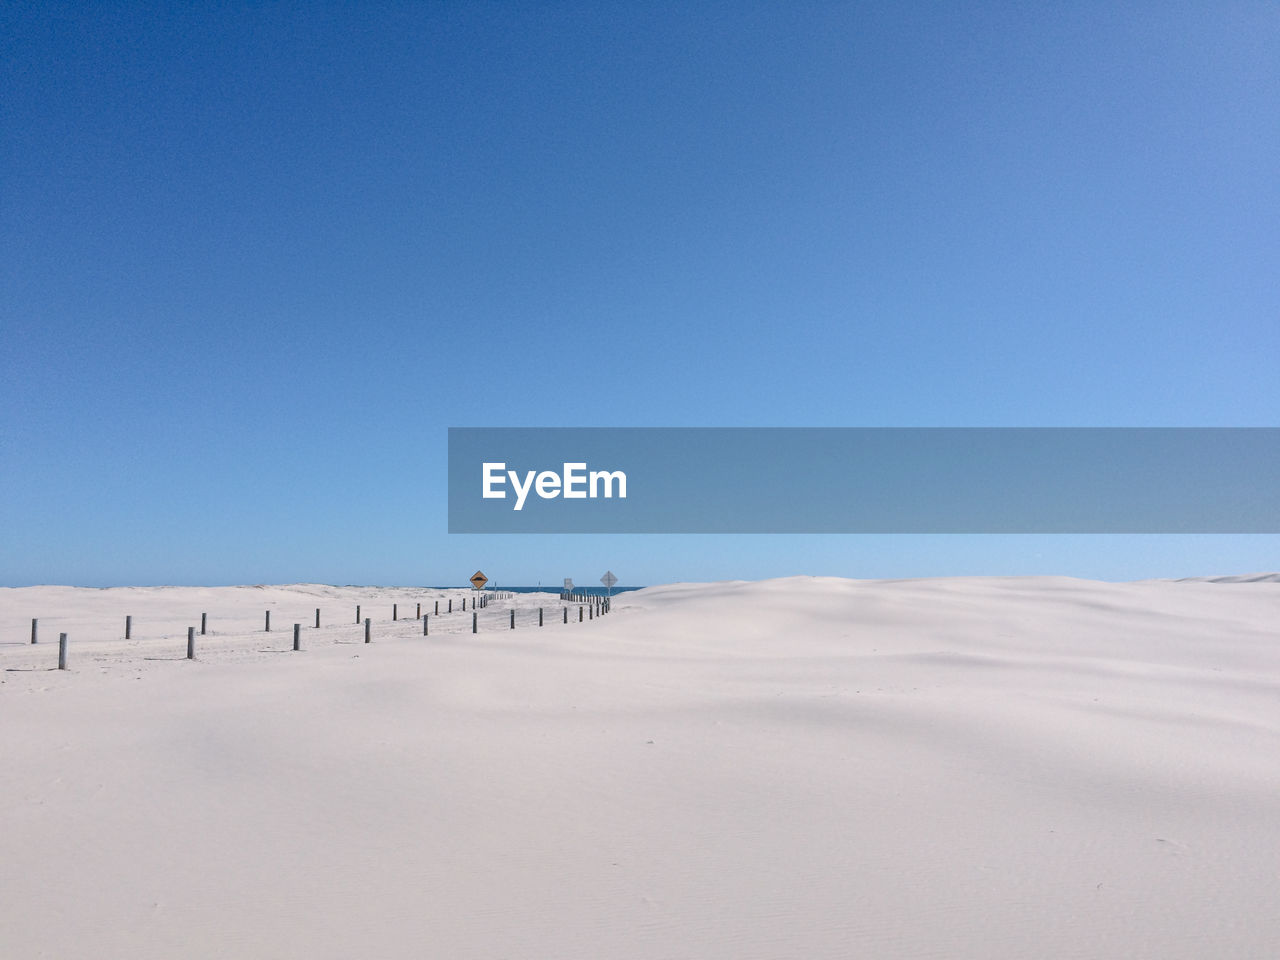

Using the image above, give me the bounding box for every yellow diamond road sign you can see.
[470,571,488,589]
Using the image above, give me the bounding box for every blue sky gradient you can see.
[3,2,1277,585]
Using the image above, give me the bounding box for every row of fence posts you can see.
[558,595,613,614]
[26,592,613,669]
[29,599,479,643]
[559,592,614,609]
[333,596,613,641]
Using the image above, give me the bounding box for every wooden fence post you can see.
[265,610,271,632]
[393,603,398,621]
[356,604,361,624]
[58,633,68,670]
[510,609,515,630]
[201,612,207,635]
[539,607,543,627]
[125,615,132,639]
[472,611,477,634]
[364,618,371,643]
[423,615,428,636]
[31,618,37,644]
[315,608,321,628]
[293,623,301,651]
[187,627,195,660]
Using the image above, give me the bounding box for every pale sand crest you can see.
[2,576,1278,958]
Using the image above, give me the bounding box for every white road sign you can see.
[600,571,618,590]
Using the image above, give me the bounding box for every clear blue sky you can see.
[3,2,1276,586]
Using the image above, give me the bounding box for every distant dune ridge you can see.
[1172,571,1280,583]
[2,575,1278,959]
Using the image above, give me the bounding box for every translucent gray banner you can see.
[447,428,1280,533]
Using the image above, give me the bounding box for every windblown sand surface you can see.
[2,576,1278,959]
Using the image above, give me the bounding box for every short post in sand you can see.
[364,618,371,643]
[315,608,320,628]
[448,599,452,613]
[434,600,439,615]
[579,606,583,622]
[539,607,543,627]
[265,610,271,632]
[187,627,195,660]
[201,612,208,635]
[393,603,398,621]
[423,615,428,636]
[31,618,37,644]
[416,602,421,619]
[510,609,515,630]
[472,611,477,634]
[125,615,132,639]
[293,623,301,651]
[563,608,568,624]
[356,604,361,624]
[58,633,68,670]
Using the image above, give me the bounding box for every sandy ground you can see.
[2,576,1278,959]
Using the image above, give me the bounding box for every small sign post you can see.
[600,570,618,597]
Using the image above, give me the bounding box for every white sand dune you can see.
[2,576,1278,959]
[1172,572,1280,583]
